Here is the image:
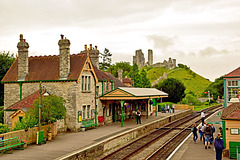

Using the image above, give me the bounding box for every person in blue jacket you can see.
[214,133,225,160]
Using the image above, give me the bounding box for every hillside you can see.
[147,67,211,96]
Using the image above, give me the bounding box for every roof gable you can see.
[222,102,240,120]
[100,87,168,100]
[224,67,240,78]
[7,89,48,110]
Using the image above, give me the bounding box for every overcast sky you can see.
[1,0,240,81]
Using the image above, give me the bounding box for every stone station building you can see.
[2,34,168,132]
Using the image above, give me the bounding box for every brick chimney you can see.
[17,34,29,81]
[80,44,99,69]
[118,69,123,82]
[58,34,71,79]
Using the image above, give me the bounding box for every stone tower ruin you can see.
[133,49,145,68]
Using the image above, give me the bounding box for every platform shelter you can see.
[100,87,168,127]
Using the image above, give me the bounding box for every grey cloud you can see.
[199,47,230,57]
[147,35,176,50]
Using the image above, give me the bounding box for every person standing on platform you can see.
[214,133,224,160]
[198,125,204,141]
[191,123,198,143]
[172,104,175,113]
[136,109,141,124]
[204,124,212,149]
[201,111,205,125]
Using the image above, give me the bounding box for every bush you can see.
[0,123,10,134]
[12,115,38,131]
[182,94,201,106]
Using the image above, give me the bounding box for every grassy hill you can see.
[147,67,211,96]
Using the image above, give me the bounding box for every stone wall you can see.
[4,70,98,132]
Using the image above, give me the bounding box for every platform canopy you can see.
[100,87,168,100]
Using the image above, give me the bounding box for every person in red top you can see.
[136,109,141,124]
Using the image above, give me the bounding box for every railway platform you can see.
[0,109,188,160]
[171,109,230,160]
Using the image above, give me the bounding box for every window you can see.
[106,82,108,91]
[230,128,239,135]
[83,105,86,119]
[87,105,90,118]
[85,76,87,90]
[96,86,99,96]
[19,116,23,122]
[81,76,84,91]
[88,76,91,91]
[228,80,238,87]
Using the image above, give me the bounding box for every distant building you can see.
[222,67,240,158]
[132,49,176,69]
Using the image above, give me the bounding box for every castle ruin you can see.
[133,49,176,70]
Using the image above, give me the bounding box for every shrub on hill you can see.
[155,78,186,103]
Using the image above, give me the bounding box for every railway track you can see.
[147,105,223,160]
[99,105,223,160]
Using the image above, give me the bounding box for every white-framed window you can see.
[81,76,84,91]
[230,128,239,135]
[82,105,86,119]
[87,105,90,118]
[88,76,91,91]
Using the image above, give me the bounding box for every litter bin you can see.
[81,126,85,132]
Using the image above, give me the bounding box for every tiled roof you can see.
[123,78,133,83]
[2,53,87,82]
[105,72,127,89]
[7,89,48,110]
[93,66,127,89]
[118,87,168,97]
[224,67,240,78]
[221,102,240,120]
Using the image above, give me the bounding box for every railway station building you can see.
[222,67,240,158]
[1,34,168,132]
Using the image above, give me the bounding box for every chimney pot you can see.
[20,34,23,42]
[84,44,87,50]
[95,46,98,50]
[60,34,64,39]
[90,44,92,50]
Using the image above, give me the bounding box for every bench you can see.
[82,119,95,129]
[0,137,24,153]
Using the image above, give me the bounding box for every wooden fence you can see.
[174,104,194,111]
[0,122,57,144]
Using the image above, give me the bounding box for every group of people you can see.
[191,112,225,160]
[162,104,175,113]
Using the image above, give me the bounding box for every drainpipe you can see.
[224,79,227,108]
[222,121,226,148]
[19,82,22,100]
[102,80,105,96]
[95,80,97,127]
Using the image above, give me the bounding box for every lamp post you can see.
[38,82,42,131]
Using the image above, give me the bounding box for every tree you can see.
[182,94,201,105]
[99,48,112,71]
[155,78,186,103]
[0,51,16,106]
[129,63,141,87]
[28,95,66,124]
[202,77,223,100]
[107,61,131,78]
[139,68,151,88]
